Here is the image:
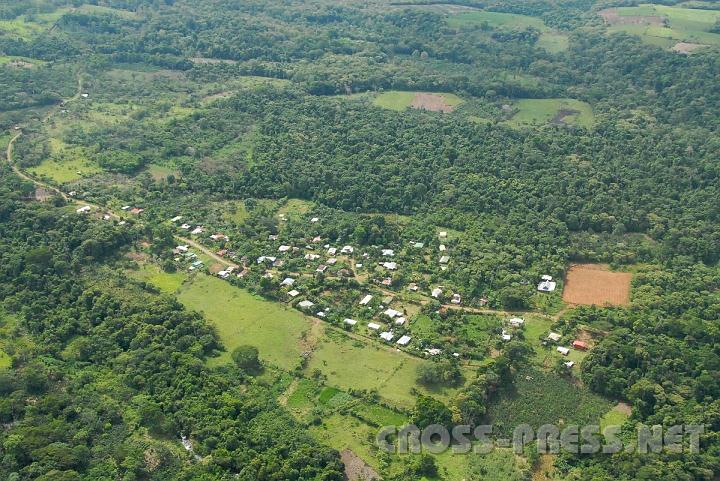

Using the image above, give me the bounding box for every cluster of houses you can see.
[545,331,589,367]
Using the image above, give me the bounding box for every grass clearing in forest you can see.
[129,263,187,294]
[601,4,720,48]
[28,139,102,184]
[374,91,463,112]
[176,275,312,369]
[563,264,632,306]
[447,10,546,30]
[505,98,594,129]
[0,349,10,369]
[306,328,464,409]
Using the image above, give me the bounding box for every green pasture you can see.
[373,91,463,111]
[505,98,594,129]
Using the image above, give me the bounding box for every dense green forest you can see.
[1,0,719,479]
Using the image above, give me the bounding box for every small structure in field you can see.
[538,275,556,292]
[384,308,401,318]
[341,246,354,254]
[281,277,295,287]
[395,317,406,326]
[316,264,328,273]
[396,335,411,346]
[547,332,562,342]
[572,340,588,350]
[359,295,373,306]
[278,245,291,253]
[287,289,300,298]
[381,278,392,286]
[367,322,381,331]
[557,346,570,356]
[298,300,314,309]
[382,261,398,270]
[564,361,575,368]
[451,293,461,304]
[509,317,524,328]
[431,287,442,298]
[380,331,394,342]
[382,249,395,257]
[344,318,357,326]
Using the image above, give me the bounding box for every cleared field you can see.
[146,163,179,181]
[176,275,312,369]
[537,32,570,53]
[600,403,631,431]
[602,4,720,47]
[447,10,546,30]
[562,264,632,306]
[306,328,464,408]
[374,91,463,112]
[0,349,10,369]
[129,263,187,294]
[505,98,594,129]
[29,139,102,183]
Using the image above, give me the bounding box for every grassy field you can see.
[373,91,463,112]
[447,11,546,30]
[486,368,613,437]
[600,403,631,431]
[146,163,178,181]
[537,32,570,53]
[0,349,10,369]
[505,98,594,129]
[29,139,102,183]
[608,4,720,47]
[306,328,464,409]
[176,275,312,369]
[129,263,188,294]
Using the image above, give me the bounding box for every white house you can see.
[557,346,570,356]
[278,245,291,253]
[413,242,424,248]
[310,217,319,223]
[359,295,373,306]
[426,348,442,356]
[380,331,394,342]
[327,247,337,255]
[367,323,381,331]
[191,227,204,235]
[180,223,191,230]
[298,300,314,309]
[509,317,524,327]
[287,289,300,298]
[176,245,189,253]
[564,361,575,368]
[451,293,461,304]
[501,330,512,341]
[439,255,450,264]
[76,206,91,214]
[547,332,562,342]
[381,249,395,257]
[384,308,401,318]
[439,232,447,238]
[382,262,397,270]
[537,276,557,292]
[396,335,411,346]
[170,215,182,222]
[281,277,295,287]
[341,246,354,254]
[439,244,446,252]
[431,287,442,298]
[395,317,406,326]
[305,253,320,261]
[344,318,357,326]
[327,258,337,265]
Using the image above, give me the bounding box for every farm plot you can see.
[374,91,463,112]
[601,4,720,48]
[562,264,632,306]
[486,368,613,437]
[446,10,569,52]
[505,98,594,129]
[176,275,312,369]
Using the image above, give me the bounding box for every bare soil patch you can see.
[410,93,454,113]
[563,264,632,306]
[8,60,34,68]
[550,108,580,125]
[34,187,54,201]
[340,449,380,481]
[599,8,665,27]
[672,42,708,54]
